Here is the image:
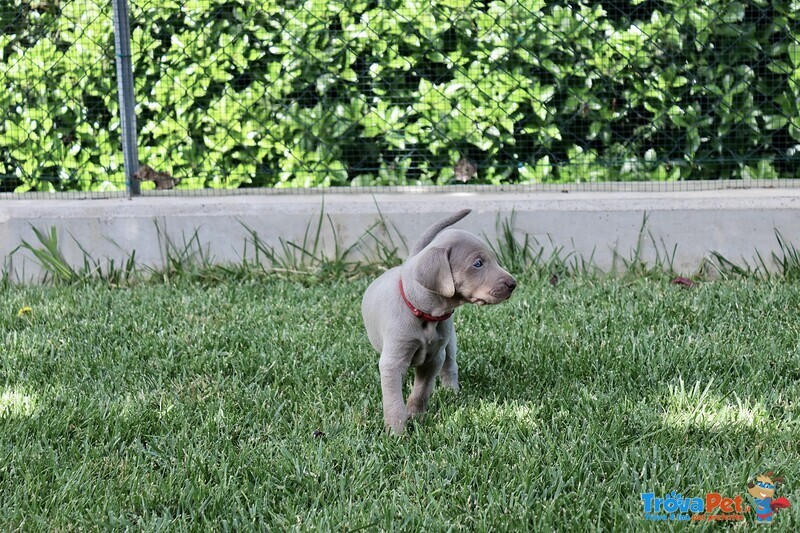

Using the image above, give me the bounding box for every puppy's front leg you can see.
[379,348,411,435]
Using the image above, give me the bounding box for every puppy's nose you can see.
[506,278,517,292]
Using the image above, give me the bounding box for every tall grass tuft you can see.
[356,200,406,274]
[14,226,140,285]
[153,220,214,281]
[240,203,361,281]
[612,213,678,278]
[485,212,585,281]
[773,229,800,281]
[16,226,80,284]
[485,211,535,275]
[710,229,800,281]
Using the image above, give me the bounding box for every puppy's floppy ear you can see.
[413,247,455,297]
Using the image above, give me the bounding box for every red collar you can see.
[398,279,453,322]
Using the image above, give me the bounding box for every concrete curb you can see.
[3,188,800,282]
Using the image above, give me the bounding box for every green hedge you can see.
[2,0,800,191]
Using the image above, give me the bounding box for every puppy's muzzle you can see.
[492,275,517,300]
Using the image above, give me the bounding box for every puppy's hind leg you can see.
[407,349,445,417]
[440,330,459,393]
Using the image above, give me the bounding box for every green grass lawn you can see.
[2,275,799,530]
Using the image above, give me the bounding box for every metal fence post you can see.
[111,0,140,197]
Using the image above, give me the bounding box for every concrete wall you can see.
[2,188,800,282]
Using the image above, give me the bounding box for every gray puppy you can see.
[361,209,517,435]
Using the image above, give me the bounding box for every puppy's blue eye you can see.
[473,259,483,268]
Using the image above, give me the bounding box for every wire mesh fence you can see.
[2,0,800,197]
[1,0,121,194]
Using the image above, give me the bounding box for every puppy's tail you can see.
[409,209,472,257]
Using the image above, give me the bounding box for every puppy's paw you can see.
[407,397,428,417]
[440,376,460,393]
[384,414,409,436]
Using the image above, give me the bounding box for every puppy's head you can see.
[413,229,516,304]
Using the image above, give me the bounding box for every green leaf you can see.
[790,42,800,67]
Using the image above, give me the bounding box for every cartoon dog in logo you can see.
[747,472,791,523]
